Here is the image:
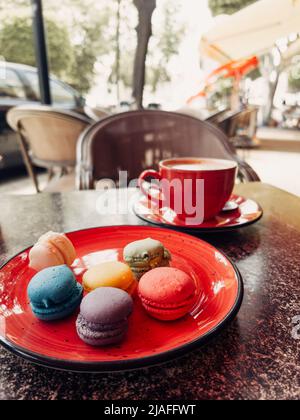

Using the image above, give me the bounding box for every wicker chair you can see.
[7,105,91,192]
[214,107,259,149]
[83,105,111,122]
[76,110,260,190]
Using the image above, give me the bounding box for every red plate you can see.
[134,195,263,232]
[0,226,243,372]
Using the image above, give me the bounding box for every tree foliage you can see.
[37,0,112,94]
[55,0,111,94]
[0,1,112,94]
[0,17,73,78]
[147,1,185,92]
[208,0,256,16]
[108,0,186,98]
[0,0,186,98]
[289,63,300,92]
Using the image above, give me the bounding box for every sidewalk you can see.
[238,149,300,196]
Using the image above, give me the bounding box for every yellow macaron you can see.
[83,261,137,295]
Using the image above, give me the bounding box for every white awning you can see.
[201,0,300,63]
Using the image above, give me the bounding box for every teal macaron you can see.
[28,265,83,321]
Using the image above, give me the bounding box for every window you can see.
[50,79,76,106]
[23,71,40,99]
[0,68,26,100]
[24,70,76,107]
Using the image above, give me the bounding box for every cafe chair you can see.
[205,108,230,124]
[176,106,207,120]
[214,106,259,149]
[7,105,91,193]
[76,110,260,190]
[227,107,259,149]
[176,107,230,124]
[83,105,111,122]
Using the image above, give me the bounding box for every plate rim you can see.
[133,195,263,233]
[0,225,244,373]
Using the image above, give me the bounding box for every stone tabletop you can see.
[0,183,299,400]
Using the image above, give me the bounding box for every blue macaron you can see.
[28,265,83,321]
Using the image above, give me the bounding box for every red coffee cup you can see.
[138,158,238,224]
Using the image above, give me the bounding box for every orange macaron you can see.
[82,261,137,295]
[138,267,196,321]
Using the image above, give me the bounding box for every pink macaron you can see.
[138,267,196,321]
[29,232,76,272]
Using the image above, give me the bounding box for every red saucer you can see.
[0,226,243,372]
[134,195,263,232]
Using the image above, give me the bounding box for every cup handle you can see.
[138,170,163,207]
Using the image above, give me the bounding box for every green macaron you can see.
[123,238,171,280]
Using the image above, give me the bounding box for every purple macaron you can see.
[76,287,133,346]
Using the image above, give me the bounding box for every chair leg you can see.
[17,134,40,193]
[48,168,55,182]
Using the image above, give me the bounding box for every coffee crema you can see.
[168,160,236,171]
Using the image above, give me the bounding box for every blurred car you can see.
[0,62,85,171]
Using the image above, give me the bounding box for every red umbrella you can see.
[187,56,259,104]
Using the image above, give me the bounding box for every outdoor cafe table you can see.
[0,183,299,400]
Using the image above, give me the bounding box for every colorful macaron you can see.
[76,287,133,346]
[82,261,137,294]
[29,231,76,272]
[138,267,196,321]
[27,265,83,321]
[123,238,171,280]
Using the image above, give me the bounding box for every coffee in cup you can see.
[138,158,237,224]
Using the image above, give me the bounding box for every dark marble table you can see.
[0,183,299,400]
